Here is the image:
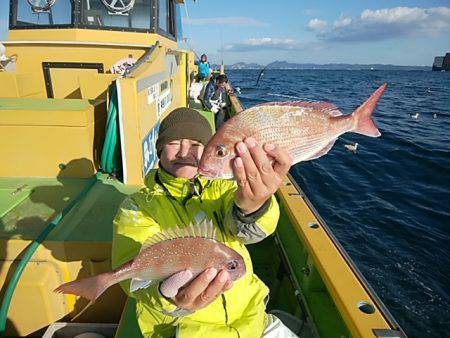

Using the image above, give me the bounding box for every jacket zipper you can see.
[221,294,240,338]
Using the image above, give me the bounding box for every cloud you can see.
[221,38,312,52]
[315,7,450,42]
[182,16,268,27]
[307,19,327,31]
[333,16,352,28]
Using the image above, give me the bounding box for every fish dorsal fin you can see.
[320,105,343,117]
[140,219,217,251]
[259,100,343,117]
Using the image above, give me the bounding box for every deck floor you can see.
[0,174,138,242]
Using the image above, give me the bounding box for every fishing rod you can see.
[220,28,224,67]
[183,1,201,60]
[256,64,270,86]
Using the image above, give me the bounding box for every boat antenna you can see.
[183,38,200,60]
[220,28,224,66]
[256,63,270,86]
[183,1,200,60]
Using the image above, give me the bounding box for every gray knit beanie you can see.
[156,108,213,157]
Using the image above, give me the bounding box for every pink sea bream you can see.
[55,220,246,302]
[199,83,388,179]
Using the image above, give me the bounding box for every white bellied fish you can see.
[54,220,246,301]
[199,83,387,179]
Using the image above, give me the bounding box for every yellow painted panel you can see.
[3,44,147,97]
[3,30,188,184]
[0,73,20,97]
[16,73,43,98]
[277,178,391,337]
[0,240,126,336]
[8,29,177,48]
[116,45,190,185]
[0,260,67,336]
[0,72,41,98]
[46,242,127,323]
[8,29,80,42]
[0,106,93,126]
[0,99,104,126]
[180,53,187,106]
[117,78,142,185]
[137,89,158,143]
[49,68,99,99]
[79,73,118,99]
[0,100,106,177]
[1,126,90,177]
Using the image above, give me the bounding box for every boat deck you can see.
[0,175,139,335]
[0,128,399,338]
[0,174,138,243]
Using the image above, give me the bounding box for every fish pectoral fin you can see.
[130,278,155,293]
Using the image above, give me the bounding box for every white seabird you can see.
[344,143,358,153]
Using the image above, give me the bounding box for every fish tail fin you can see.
[352,83,387,137]
[54,273,113,302]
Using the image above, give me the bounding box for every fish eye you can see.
[227,260,238,270]
[215,145,228,158]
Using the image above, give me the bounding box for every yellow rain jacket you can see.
[112,168,280,338]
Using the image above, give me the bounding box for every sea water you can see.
[228,69,450,338]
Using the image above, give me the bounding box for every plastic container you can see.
[42,322,117,338]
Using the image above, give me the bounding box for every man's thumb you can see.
[159,270,193,298]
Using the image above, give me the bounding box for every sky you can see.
[1,0,449,66]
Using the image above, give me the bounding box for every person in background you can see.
[202,74,230,129]
[197,54,211,81]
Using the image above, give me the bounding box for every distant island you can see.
[213,61,430,71]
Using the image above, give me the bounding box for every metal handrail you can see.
[124,41,160,77]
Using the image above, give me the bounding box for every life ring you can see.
[27,0,57,13]
[100,0,136,14]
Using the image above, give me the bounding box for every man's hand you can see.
[160,268,233,312]
[209,100,220,113]
[233,137,293,215]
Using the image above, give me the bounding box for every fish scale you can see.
[199,83,387,179]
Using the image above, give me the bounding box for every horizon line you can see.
[212,61,431,68]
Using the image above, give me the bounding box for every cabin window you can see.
[175,2,182,40]
[168,0,176,36]
[158,0,176,38]
[158,0,168,31]
[14,0,73,27]
[10,0,177,35]
[81,0,153,30]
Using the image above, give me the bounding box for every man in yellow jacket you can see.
[112,108,295,337]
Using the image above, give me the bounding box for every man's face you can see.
[160,139,204,179]
[217,82,227,89]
